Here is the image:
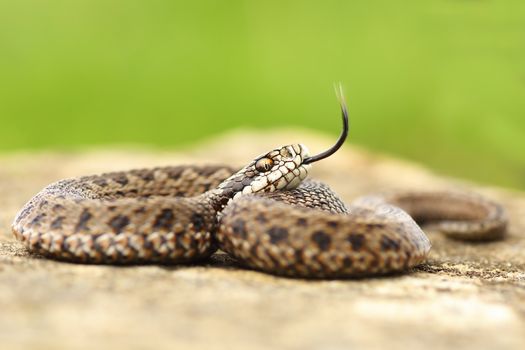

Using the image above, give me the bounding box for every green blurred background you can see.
[0,1,524,189]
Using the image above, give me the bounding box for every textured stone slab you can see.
[1,130,524,350]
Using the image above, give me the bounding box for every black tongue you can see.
[303,98,349,165]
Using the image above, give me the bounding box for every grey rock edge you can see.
[0,129,524,350]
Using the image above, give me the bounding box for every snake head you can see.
[250,143,311,192]
[217,144,311,199]
[216,86,348,203]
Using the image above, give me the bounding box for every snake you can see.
[11,97,508,278]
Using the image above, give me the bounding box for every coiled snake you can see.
[12,96,507,278]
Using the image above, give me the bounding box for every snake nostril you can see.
[280,147,294,159]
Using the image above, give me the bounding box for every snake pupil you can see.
[255,158,273,173]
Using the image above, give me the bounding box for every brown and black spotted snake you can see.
[12,91,507,278]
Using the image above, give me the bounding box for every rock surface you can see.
[1,130,524,350]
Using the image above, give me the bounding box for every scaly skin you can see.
[12,144,507,278]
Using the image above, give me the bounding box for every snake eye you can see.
[255,158,274,173]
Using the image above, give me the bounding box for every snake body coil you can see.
[12,98,507,278]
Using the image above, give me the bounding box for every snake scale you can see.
[12,97,508,278]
